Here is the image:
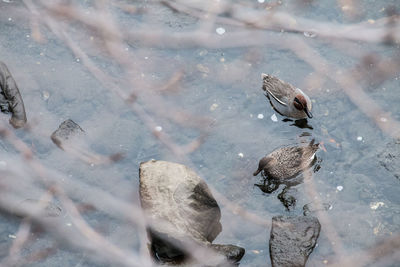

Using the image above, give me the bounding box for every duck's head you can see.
[293,94,313,119]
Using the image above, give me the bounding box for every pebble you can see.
[357,136,363,141]
[238,153,244,158]
[216,27,226,35]
[304,30,317,38]
[42,91,50,101]
[155,126,162,132]
[257,114,264,119]
[336,185,343,191]
[8,234,16,239]
[210,103,218,111]
[271,113,278,122]
[370,202,385,210]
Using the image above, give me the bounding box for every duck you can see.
[253,139,319,180]
[262,74,313,119]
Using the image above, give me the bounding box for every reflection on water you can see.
[0,0,399,266]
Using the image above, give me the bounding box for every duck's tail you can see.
[308,139,320,151]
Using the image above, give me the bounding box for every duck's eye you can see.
[293,97,303,110]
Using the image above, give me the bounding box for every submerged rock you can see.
[14,199,62,218]
[51,119,85,150]
[303,202,332,216]
[139,160,245,266]
[269,216,320,267]
[0,61,27,128]
[378,139,400,180]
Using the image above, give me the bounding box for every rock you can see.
[277,186,297,211]
[51,119,85,150]
[303,202,332,216]
[210,244,245,263]
[0,61,27,128]
[378,139,400,180]
[269,216,321,267]
[139,160,245,265]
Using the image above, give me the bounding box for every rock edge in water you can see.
[0,61,27,128]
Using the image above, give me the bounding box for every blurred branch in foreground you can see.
[0,0,398,266]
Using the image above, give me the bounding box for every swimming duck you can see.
[262,74,313,119]
[253,139,319,179]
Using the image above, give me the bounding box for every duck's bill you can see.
[304,108,313,118]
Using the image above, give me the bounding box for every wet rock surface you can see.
[269,216,321,267]
[0,61,27,128]
[139,160,245,265]
[51,119,85,150]
[303,202,332,216]
[378,139,400,180]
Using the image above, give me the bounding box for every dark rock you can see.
[269,216,321,267]
[51,119,85,150]
[378,139,400,180]
[303,202,332,216]
[139,160,245,266]
[277,186,297,211]
[210,244,245,264]
[0,61,27,128]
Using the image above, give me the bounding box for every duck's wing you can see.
[262,74,293,106]
[270,146,303,169]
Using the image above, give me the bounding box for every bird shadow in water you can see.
[282,118,313,130]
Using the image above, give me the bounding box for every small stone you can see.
[8,17,12,21]
[304,30,317,38]
[8,234,16,239]
[341,5,351,11]
[357,136,363,141]
[196,64,209,73]
[155,126,162,132]
[42,91,50,101]
[258,0,265,3]
[380,117,387,122]
[238,153,244,158]
[76,58,80,62]
[270,113,278,122]
[210,103,218,111]
[368,19,375,24]
[257,114,264,119]
[370,201,385,210]
[336,185,343,191]
[216,27,226,35]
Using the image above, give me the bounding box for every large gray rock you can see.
[139,160,245,266]
[269,216,320,267]
[0,61,27,128]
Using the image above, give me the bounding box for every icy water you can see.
[0,0,399,266]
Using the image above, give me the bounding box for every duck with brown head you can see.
[262,74,313,119]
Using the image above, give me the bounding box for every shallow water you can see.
[0,1,399,266]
